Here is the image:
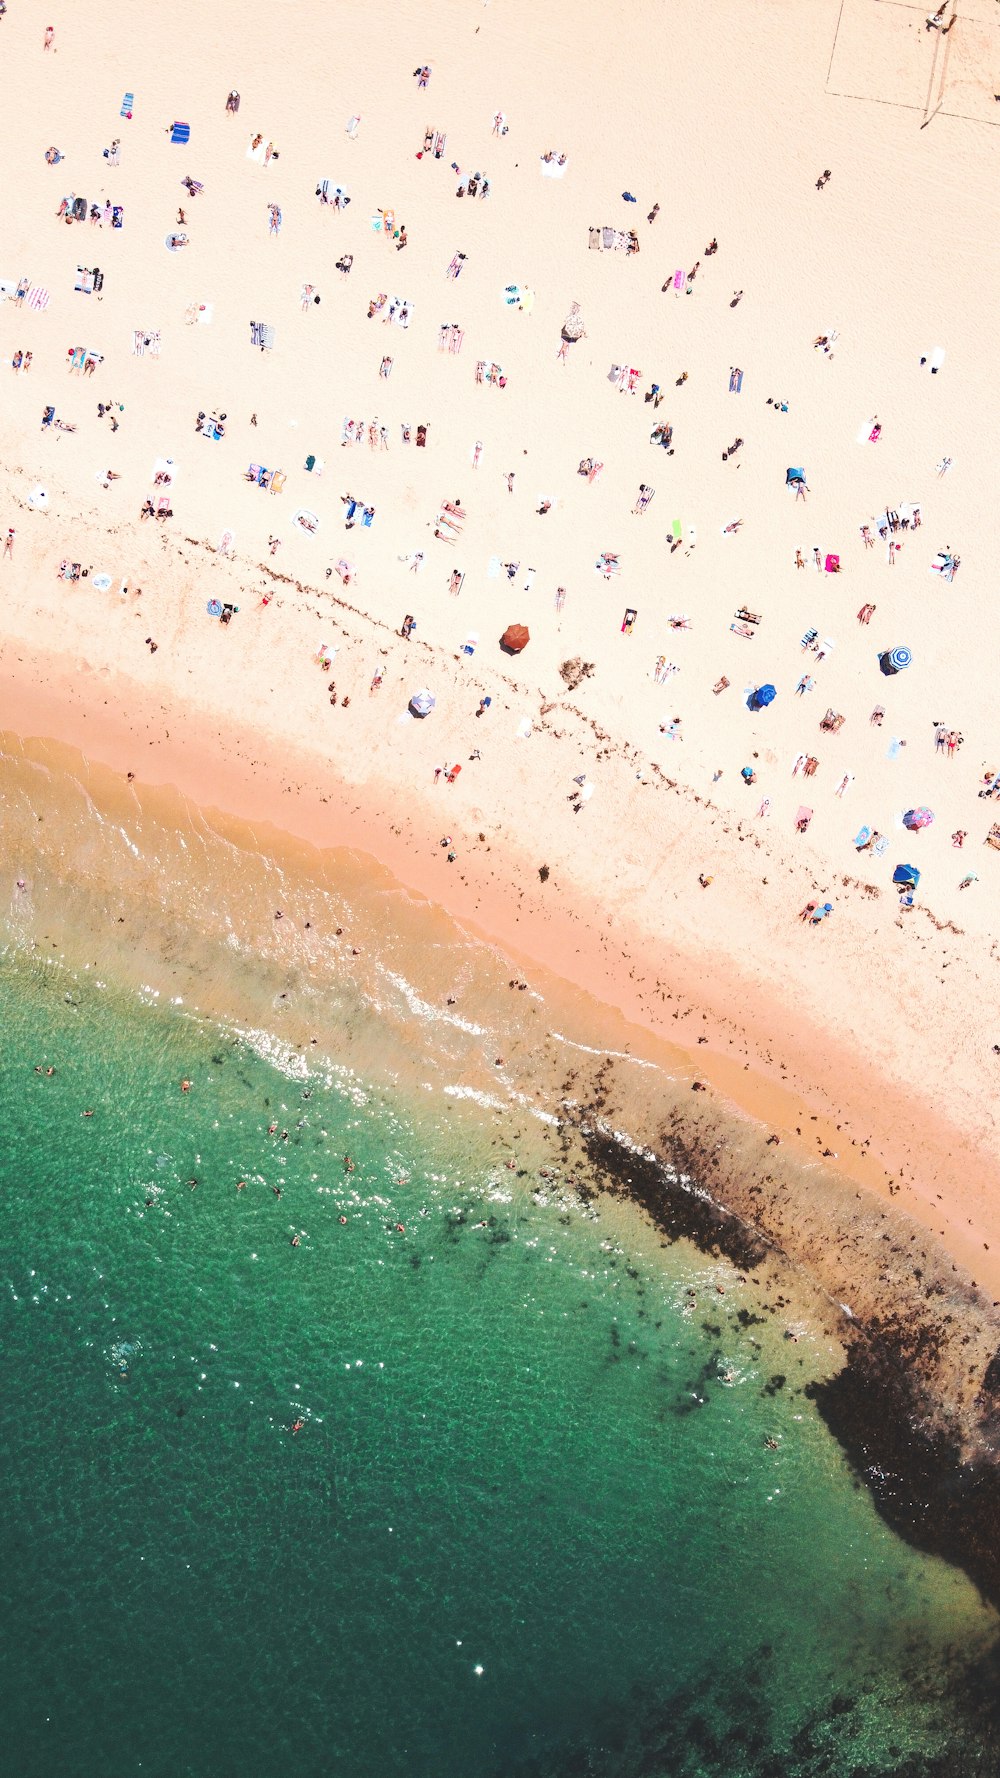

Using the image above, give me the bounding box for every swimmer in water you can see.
[82,1110,94,1118]
[291,1419,304,1434]
[268,1122,278,1134]
[291,1234,301,1247]
[181,1079,192,1092]
[344,1155,355,1173]
[339,1215,348,1224]
[272,1186,282,1198]
[236,1180,246,1191]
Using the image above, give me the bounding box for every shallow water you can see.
[1,740,998,1777]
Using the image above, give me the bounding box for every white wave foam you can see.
[380,968,486,1035]
[549,1029,662,1072]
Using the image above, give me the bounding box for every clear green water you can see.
[1,950,997,1778]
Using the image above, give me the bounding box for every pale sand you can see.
[2,0,1000,1293]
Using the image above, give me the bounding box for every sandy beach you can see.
[2,0,1000,1310]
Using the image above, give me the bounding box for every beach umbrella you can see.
[409,689,436,718]
[27,485,49,509]
[903,806,934,831]
[892,863,921,888]
[500,623,530,654]
[749,683,776,710]
[785,467,806,484]
[207,599,223,617]
[880,645,912,675]
[561,303,585,343]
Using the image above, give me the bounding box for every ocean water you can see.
[1,741,998,1777]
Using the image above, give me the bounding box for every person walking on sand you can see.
[3,528,14,557]
[43,23,55,49]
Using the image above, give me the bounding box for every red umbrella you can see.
[500,623,529,654]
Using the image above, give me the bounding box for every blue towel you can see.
[170,122,191,145]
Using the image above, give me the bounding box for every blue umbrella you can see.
[892,863,921,888]
[409,689,436,718]
[750,683,776,710]
[785,467,806,484]
[206,599,223,617]
[888,645,911,672]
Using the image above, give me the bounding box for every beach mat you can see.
[121,91,134,118]
[170,122,191,145]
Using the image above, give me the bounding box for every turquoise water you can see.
[1,948,998,1778]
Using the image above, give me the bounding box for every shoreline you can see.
[3,534,1000,1302]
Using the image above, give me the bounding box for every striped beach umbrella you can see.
[888,645,912,671]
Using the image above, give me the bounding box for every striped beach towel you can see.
[170,122,191,145]
[27,286,50,311]
[121,91,134,118]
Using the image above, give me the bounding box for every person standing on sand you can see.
[3,528,13,556]
[43,23,54,49]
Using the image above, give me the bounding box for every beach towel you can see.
[671,519,682,540]
[797,807,814,829]
[217,530,235,557]
[487,556,501,578]
[928,347,945,374]
[601,227,614,249]
[27,286,50,310]
[121,92,134,119]
[346,116,360,138]
[853,825,871,849]
[729,367,743,393]
[247,138,267,164]
[871,834,889,858]
[673,269,685,291]
[112,206,124,229]
[270,470,286,494]
[170,122,191,146]
[589,227,601,251]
